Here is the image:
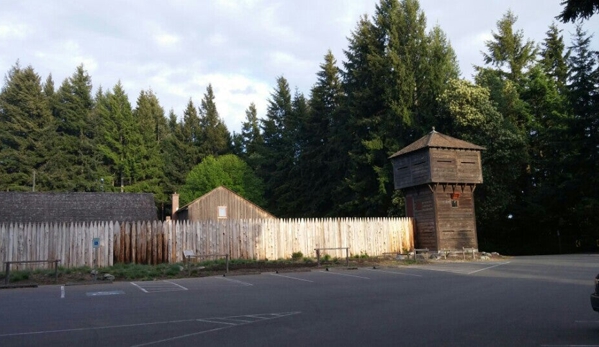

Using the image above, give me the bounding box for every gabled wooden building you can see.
[389,129,485,251]
[171,186,275,221]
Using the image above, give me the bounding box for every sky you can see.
[1,0,597,134]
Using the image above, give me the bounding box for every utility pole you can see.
[32,170,36,192]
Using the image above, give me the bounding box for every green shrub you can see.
[10,270,30,282]
[291,251,303,261]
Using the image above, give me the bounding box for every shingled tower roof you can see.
[389,128,485,159]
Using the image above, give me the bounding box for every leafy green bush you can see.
[292,251,303,261]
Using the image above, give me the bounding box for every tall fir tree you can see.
[482,10,538,85]
[50,65,97,191]
[131,89,168,202]
[540,23,570,96]
[97,82,140,191]
[161,110,190,198]
[198,84,231,158]
[300,51,346,217]
[0,64,55,191]
[565,24,599,243]
[256,76,294,216]
[340,0,458,216]
[275,89,309,217]
[180,99,201,167]
[239,102,263,161]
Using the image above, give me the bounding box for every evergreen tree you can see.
[300,51,346,217]
[180,99,201,166]
[482,10,538,85]
[557,0,599,23]
[564,24,599,243]
[239,102,263,161]
[43,74,55,99]
[275,89,309,217]
[198,84,231,158]
[131,89,168,201]
[97,82,140,191]
[0,64,54,191]
[540,23,570,95]
[418,25,460,130]
[50,65,96,191]
[340,0,457,216]
[161,110,189,196]
[256,76,294,215]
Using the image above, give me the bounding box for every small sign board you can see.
[92,238,100,249]
[183,250,195,258]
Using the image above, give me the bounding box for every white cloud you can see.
[188,73,271,133]
[208,33,227,47]
[33,40,98,76]
[154,33,181,47]
[0,22,31,40]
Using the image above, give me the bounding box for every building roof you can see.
[176,186,275,218]
[389,129,485,158]
[0,192,157,224]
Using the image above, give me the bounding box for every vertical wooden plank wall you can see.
[0,218,414,269]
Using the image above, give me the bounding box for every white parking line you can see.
[163,280,188,290]
[0,312,301,339]
[219,276,253,286]
[60,286,65,299]
[268,273,314,282]
[130,281,189,293]
[130,282,149,293]
[363,268,423,277]
[133,312,300,347]
[318,271,369,279]
[467,262,511,274]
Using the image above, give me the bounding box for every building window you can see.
[451,192,460,208]
[217,206,227,219]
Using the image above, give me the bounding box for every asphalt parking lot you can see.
[1,254,598,346]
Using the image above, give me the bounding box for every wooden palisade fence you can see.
[0,218,414,269]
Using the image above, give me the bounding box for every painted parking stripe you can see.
[414,262,511,275]
[60,285,65,299]
[219,276,253,286]
[318,271,369,279]
[86,290,125,297]
[0,312,300,340]
[163,280,188,290]
[133,312,300,347]
[130,281,188,293]
[268,273,314,283]
[467,262,511,274]
[363,268,422,277]
[130,282,149,293]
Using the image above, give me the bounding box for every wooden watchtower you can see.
[389,129,485,251]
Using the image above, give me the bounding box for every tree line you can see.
[1,0,597,254]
